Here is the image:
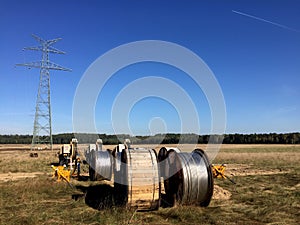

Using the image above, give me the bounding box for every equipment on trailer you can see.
[58,138,78,166]
[53,138,80,182]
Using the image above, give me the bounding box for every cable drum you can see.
[158,147,181,177]
[88,150,113,181]
[164,149,213,206]
[112,150,122,189]
[165,147,181,153]
[114,148,160,211]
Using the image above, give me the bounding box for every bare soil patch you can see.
[0,172,45,182]
[225,163,291,177]
[212,185,231,200]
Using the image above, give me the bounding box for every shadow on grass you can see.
[77,175,90,181]
[74,184,115,210]
[160,193,174,208]
[73,185,177,211]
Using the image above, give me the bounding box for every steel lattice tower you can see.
[17,34,71,150]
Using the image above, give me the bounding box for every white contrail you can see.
[232,10,300,33]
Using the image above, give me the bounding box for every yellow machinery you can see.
[212,164,236,184]
[52,138,80,183]
[212,164,226,179]
[51,165,71,182]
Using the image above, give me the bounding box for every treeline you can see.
[0,132,299,144]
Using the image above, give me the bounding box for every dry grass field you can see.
[0,144,299,224]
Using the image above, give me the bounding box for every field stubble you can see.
[0,144,299,224]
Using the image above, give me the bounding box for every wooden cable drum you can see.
[88,150,113,181]
[114,148,160,211]
[164,149,213,207]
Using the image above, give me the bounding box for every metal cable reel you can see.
[158,147,181,178]
[86,143,113,181]
[112,147,123,205]
[163,149,213,207]
[157,147,181,171]
[158,146,181,206]
[111,142,126,186]
[93,150,113,181]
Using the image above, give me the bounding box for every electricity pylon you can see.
[17,34,71,150]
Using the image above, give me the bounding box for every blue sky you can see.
[0,0,299,135]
